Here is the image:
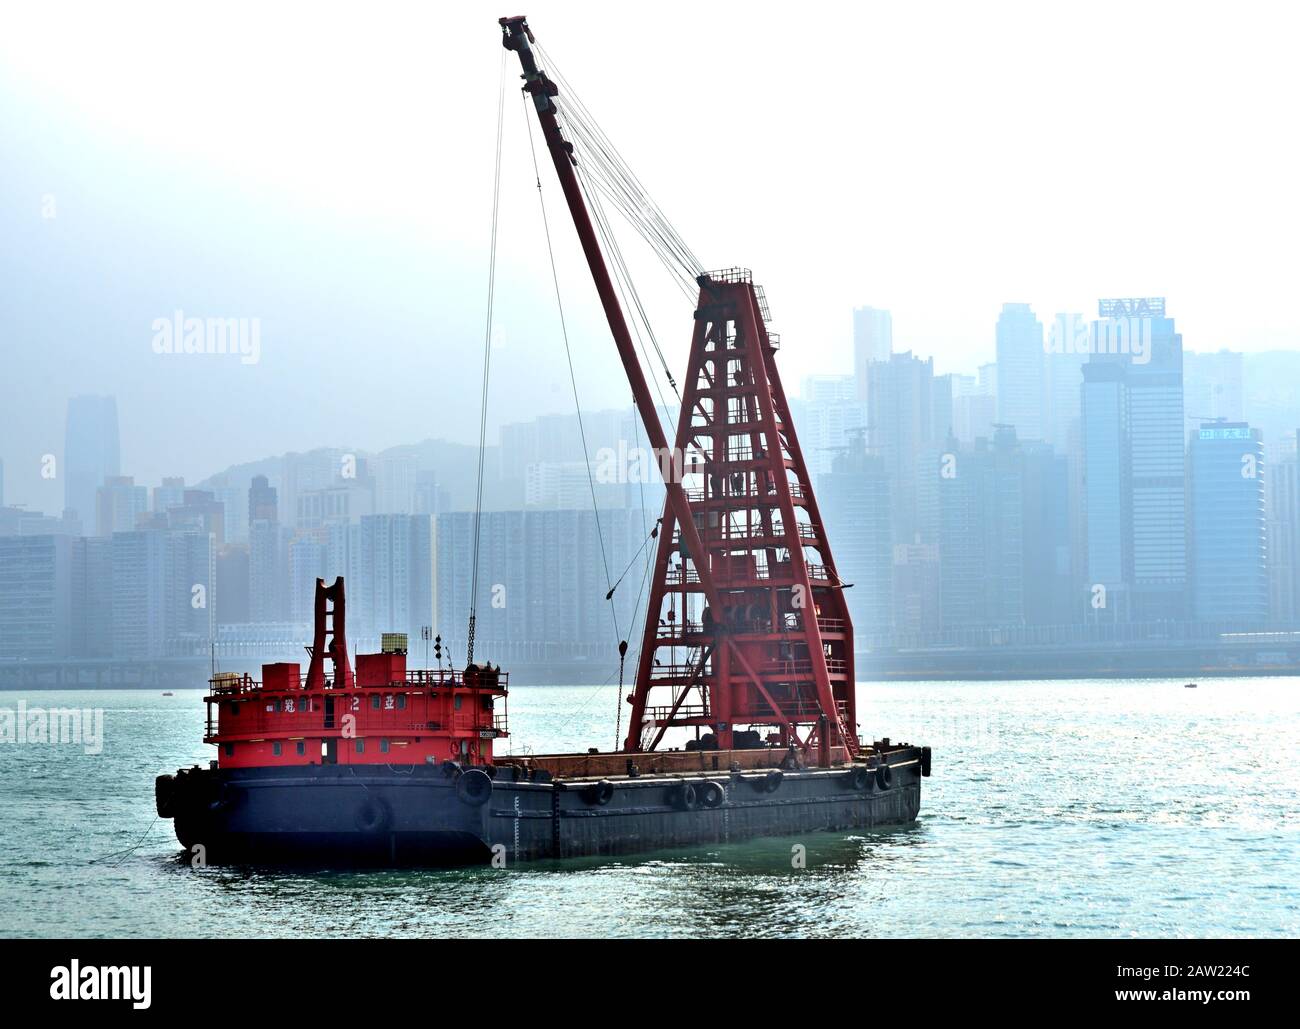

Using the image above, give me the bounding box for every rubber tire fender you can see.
[355,797,391,833]
[456,768,493,807]
[763,769,784,793]
[846,765,871,791]
[668,782,698,811]
[875,763,893,790]
[584,779,616,806]
[697,780,725,808]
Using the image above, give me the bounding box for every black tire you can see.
[846,765,871,791]
[155,774,176,818]
[668,782,698,810]
[456,768,493,807]
[355,797,391,833]
[697,781,725,808]
[763,769,784,793]
[584,780,616,806]
[875,763,893,790]
[920,746,932,777]
[440,760,462,779]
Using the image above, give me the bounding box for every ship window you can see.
[355,739,365,754]
[371,694,381,710]
[273,741,282,756]
[223,743,234,757]
[380,738,390,753]
[301,698,311,713]
[273,698,282,712]
[296,741,305,756]
[454,695,463,711]
[396,694,407,710]
[229,702,240,716]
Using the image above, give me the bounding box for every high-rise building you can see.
[950,371,997,444]
[152,477,187,514]
[64,395,121,532]
[70,536,114,658]
[1021,441,1074,625]
[1267,434,1300,625]
[435,507,646,663]
[0,534,72,660]
[166,490,226,544]
[249,522,291,623]
[890,542,940,636]
[95,476,148,536]
[296,481,374,530]
[1043,313,1089,451]
[248,475,278,524]
[215,543,251,626]
[864,352,950,546]
[110,528,214,658]
[288,536,327,625]
[1081,298,1186,622]
[1188,422,1267,624]
[796,375,868,478]
[351,514,434,644]
[817,433,892,636]
[852,306,892,399]
[934,427,1025,627]
[995,303,1045,441]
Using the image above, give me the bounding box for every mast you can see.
[499,16,721,614]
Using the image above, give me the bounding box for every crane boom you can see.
[499,15,723,614]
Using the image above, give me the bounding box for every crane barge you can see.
[153,15,930,865]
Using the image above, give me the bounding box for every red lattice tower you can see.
[501,16,857,763]
[624,271,857,761]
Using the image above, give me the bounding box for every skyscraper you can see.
[353,514,434,643]
[864,351,950,546]
[995,303,1045,441]
[1188,422,1267,624]
[817,432,892,636]
[1081,298,1187,622]
[797,374,868,477]
[64,395,120,529]
[95,476,148,536]
[934,427,1025,627]
[1267,435,1300,625]
[0,534,73,660]
[852,306,892,400]
[1043,312,1088,451]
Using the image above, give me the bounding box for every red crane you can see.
[501,16,858,765]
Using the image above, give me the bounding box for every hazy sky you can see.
[2,1,1297,511]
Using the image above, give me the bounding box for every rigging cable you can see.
[467,48,508,667]
[521,90,622,647]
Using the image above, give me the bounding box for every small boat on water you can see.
[1185,683,1198,688]
[161,691,174,697]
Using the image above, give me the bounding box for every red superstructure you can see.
[204,577,507,770]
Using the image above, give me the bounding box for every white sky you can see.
[1,0,1297,506]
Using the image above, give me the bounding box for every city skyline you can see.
[4,2,1299,518]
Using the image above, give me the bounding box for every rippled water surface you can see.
[1,679,1296,937]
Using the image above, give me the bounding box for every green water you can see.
[1,679,1296,937]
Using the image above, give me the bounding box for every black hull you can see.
[160,751,924,867]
